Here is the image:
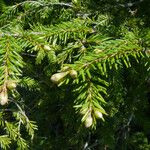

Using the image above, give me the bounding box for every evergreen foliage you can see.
[0,0,150,149]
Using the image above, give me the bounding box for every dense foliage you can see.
[0,0,150,149]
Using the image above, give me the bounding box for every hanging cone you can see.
[0,90,8,105]
[95,110,103,119]
[7,80,17,90]
[51,71,69,84]
[85,113,93,128]
[69,70,77,79]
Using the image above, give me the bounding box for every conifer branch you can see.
[18,1,73,8]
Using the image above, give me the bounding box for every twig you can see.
[116,113,134,143]
[21,52,36,57]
